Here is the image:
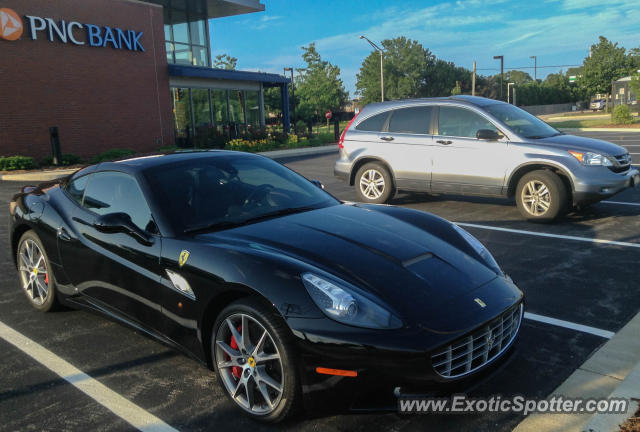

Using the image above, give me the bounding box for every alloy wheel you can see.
[521,180,551,216]
[18,239,49,305]
[215,313,284,415]
[359,169,385,200]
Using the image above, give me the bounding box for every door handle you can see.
[436,140,453,145]
[57,227,71,242]
[380,136,394,142]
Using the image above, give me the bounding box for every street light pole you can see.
[530,55,537,81]
[360,35,385,102]
[493,55,504,101]
[284,67,296,132]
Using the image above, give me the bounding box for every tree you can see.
[295,43,348,123]
[503,70,532,85]
[451,81,462,95]
[213,54,237,70]
[356,37,434,105]
[581,36,632,95]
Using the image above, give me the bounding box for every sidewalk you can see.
[514,311,640,432]
[0,145,338,182]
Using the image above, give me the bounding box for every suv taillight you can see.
[339,113,359,149]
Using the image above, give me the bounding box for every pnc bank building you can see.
[0,0,291,160]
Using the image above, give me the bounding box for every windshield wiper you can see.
[183,206,318,234]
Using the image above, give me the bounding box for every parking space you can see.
[1,131,639,432]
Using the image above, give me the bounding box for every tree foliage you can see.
[355,37,473,104]
[581,36,633,95]
[295,43,348,122]
[213,54,238,70]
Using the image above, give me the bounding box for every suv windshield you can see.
[144,155,338,234]
[484,103,561,139]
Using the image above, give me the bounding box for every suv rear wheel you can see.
[516,170,568,222]
[355,162,394,204]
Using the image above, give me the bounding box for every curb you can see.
[514,311,640,432]
[0,145,339,182]
[0,168,78,182]
[560,128,640,132]
[583,361,640,432]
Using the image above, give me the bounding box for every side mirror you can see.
[94,212,154,246]
[476,129,501,140]
[311,180,325,190]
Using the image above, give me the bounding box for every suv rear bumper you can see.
[573,167,640,205]
[334,161,351,183]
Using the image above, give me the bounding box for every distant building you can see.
[613,75,639,110]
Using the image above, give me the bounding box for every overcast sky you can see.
[209,0,640,97]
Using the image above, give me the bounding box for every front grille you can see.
[431,303,523,379]
[608,153,631,173]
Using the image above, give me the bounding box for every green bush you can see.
[90,149,136,163]
[612,105,634,125]
[40,153,83,166]
[0,156,36,171]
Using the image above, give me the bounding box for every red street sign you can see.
[325,111,332,119]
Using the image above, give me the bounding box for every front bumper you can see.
[573,167,640,205]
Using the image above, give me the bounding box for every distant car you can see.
[334,96,639,221]
[590,99,606,111]
[10,151,523,422]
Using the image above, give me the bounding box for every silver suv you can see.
[334,96,639,221]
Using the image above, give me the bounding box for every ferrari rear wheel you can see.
[212,299,300,423]
[17,230,58,312]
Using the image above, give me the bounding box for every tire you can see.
[354,162,394,204]
[16,230,58,312]
[212,298,300,423]
[515,170,568,222]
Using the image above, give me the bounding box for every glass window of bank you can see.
[160,0,210,67]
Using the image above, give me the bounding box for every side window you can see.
[83,172,154,232]
[388,106,433,135]
[355,112,389,132]
[66,175,89,205]
[438,107,498,138]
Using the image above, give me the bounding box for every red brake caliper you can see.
[230,326,242,379]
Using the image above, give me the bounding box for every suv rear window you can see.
[356,112,389,132]
[388,106,433,134]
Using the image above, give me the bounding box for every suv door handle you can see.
[380,136,394,142]
[436,140,452,145]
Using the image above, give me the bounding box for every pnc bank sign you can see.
[0,7,144,52]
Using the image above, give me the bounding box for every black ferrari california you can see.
[9,151,523,422]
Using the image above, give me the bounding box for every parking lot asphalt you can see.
[1,131,639,432]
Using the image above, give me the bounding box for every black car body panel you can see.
[9,152,523,396]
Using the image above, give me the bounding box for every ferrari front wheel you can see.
[212,299,300,423]
[17,230,58,312]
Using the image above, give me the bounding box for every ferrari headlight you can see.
[302,273,402,329]
[569,150,613,166]
[452,224,502,274]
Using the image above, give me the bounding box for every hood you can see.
[200,204,516,332]
[536,134,627,156]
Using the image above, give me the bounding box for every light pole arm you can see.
[361,35,385,102]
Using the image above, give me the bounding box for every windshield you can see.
[144,155,339,233]
[484,103,561,139]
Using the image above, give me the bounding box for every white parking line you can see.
[456,222,640,249]
[0,320,178,432]
[601,200,640,206]
[524,312,614,339]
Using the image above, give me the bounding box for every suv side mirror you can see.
[311,180,325,189]
[476,129,501,140]
[94,212,154,246]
